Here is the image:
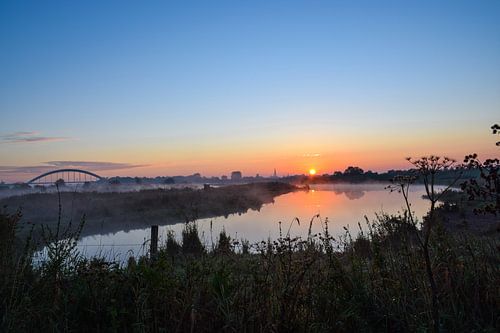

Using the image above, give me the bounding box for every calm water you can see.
[66,184,434,262]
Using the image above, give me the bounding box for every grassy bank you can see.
[429,190,500,236]
[1,207,498,332]
[0,182,298,241]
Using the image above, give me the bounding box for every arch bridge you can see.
[27,169,103,185]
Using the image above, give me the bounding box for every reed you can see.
[1,205,498,332]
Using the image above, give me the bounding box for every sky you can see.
[1,0,499,182]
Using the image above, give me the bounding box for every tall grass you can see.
[1,207,498,332]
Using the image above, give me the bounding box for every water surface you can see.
[70,184,434,262]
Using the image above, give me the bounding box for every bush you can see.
[181,222,205,255]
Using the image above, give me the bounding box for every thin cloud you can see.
[0,161,149,181]
[45,161,149,171]
[0,131,71,144]
[0,165,54,175]
[302,153,321,157]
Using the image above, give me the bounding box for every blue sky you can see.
[1,0,499,181]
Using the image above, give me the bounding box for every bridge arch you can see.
[27,169,103,185]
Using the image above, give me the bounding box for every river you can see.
[62,183,434,262]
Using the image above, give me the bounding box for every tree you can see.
[461,124,500,215]
[163,177,175,184]
[389,156,461,333]
[55,178,65,187]
[492,123,500,146]
[343,166,364,176]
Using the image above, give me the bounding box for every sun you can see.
[309,168,317,176]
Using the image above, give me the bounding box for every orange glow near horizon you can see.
[1,128,498,183]
[309,168,317,176]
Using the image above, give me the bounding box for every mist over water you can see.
[0,183,205,200]
[68,184,436,262]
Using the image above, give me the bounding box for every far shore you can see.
[1,182,299,242]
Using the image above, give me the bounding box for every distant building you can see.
[221,175,228,181]
[231,171,242,181]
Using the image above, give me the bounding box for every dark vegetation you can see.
[1,204,498,332]
[1,158,474,191]
[0,125,499,332]
[429,190,499,236]
[283,165,479,185]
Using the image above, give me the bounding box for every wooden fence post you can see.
[150,225,159,259]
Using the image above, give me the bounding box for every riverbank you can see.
[431,190,500,236]
[1,182,298,240]
[1,209,497,332]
